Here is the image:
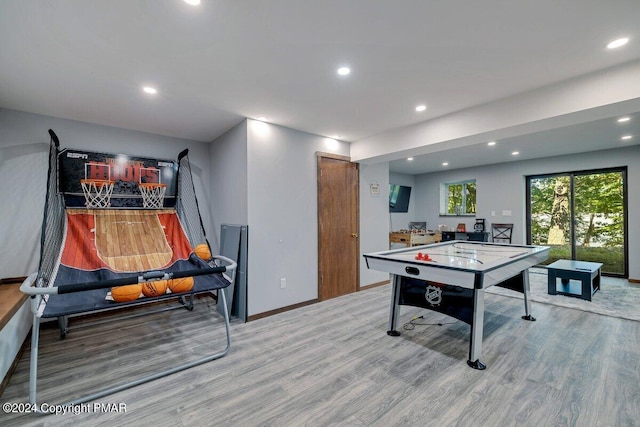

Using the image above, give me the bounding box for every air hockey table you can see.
[364,240,549,370]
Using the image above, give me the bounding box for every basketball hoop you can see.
[139,183,167,208]
[80,179,115,208]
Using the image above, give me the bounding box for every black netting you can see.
[37,130,66,288]
[176,149,210,251]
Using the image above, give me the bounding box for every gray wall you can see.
[245,120,350,315]
[412,146,640,280]
[0,108,213,277]
[208,120,249,254]
[359,162,391,286]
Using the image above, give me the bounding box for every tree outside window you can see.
[528,169,625,275]
[443,180,476,215]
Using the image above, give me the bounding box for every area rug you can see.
[486,268,640,322]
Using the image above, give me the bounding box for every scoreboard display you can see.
[58,148,178,208]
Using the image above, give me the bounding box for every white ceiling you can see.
[388,112,640,174]
[1,0,639,174]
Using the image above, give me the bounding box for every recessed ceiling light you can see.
[407,157,414,161]
[617,116,631,123]
[337,67,351,76]
[415,105,427,112]
[621,135,633,140]
[607,37,629,49]
[332,135,342,140]
[142,86,157,94]
[512,151,520,156]
[487,141,496,146]
[184,0,201,5]
[442,162,449,166]
[256,116,269,122]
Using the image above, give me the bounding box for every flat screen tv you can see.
[389,184,411,213]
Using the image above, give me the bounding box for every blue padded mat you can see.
[42,257,230,318]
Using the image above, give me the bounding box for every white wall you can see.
[359,162,390,286]
[412,146,640,279]
[0,112,47,278]
[0,301,30,384]
[208,120,248,254]
[246,120,350,315]
[0,108,213,278]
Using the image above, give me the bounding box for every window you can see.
[526,167,627,276]
[441,179,476,215]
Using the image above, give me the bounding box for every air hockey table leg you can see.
[467,288,486,370]
[521,269,536,321]
[387,274,402,336]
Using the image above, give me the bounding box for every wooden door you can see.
[317,153,359,300]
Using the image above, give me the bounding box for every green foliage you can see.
[447,183,462,214]
[573,172,624,246]
[529,177,557,245]
[530,171,625,275]
[538,245,624,275]
[466,181,477,214]
[530,172,623,246]
[446,180,476,215]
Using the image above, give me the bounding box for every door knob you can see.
[351,233,358,238]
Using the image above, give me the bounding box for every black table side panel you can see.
[399,277,474,325]
[398,273,525,326]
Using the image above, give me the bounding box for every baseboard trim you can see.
[360,280,390,290]
[247,282,393,321]
[629,278,640,284]
[248,298,319,322]
[0,276,27,285]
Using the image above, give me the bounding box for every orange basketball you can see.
[142,280,168,297]
[111,284,142,302]
[168,277,194,293]
[194,244,211,260]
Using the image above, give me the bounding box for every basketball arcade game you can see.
[20,130,237,411]
[364,241,549,370]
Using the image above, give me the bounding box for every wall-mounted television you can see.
[389,184,411,213]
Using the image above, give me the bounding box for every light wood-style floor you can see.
[1,285,639,426]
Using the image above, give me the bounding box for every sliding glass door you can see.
[526,168,627,277]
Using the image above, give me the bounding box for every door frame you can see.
[316,152,360,300]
